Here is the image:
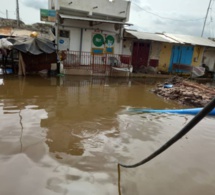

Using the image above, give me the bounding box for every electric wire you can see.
[0,10,5,16]
[131,1,206,22]
[118,97,215,168]
[209,0,215,37]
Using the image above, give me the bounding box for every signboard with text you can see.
[40,9,56,22]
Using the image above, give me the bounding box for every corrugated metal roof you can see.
[59,14,132,25]
[125,30,179,43]
[164,33,215,47]
[125,30,215,48]
[0,27,55,41]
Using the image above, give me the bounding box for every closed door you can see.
[169,45,194,72]
[132,42,150,70]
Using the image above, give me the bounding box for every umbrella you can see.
[7,37,56,55]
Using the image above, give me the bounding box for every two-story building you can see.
[48,0,132,76]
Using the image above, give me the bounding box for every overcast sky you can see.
[0,0,214,38]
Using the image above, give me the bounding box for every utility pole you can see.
[6,10,8,19]
[16,0,20,27]
[201,0,212,37]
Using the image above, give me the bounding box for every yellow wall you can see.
[158,43,173,73]
[191,46,204,67]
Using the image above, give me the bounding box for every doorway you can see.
[132,41,150,71]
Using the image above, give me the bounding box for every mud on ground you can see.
[152,76,215,107]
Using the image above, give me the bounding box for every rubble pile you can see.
[153,76,215,107]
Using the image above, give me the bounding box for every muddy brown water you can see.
[0,75,214,195]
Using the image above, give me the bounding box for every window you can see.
[60,30,70,38]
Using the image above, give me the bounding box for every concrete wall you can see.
[203,48,215,71]
[56,0,130,21]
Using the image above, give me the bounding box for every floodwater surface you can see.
[0,75,214,195]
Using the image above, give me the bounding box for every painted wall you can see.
[82,29,92,52]
[158,43,172,72]
[149,42,162,60]
[121,39,172,72]
[156,44,204,72]
[121,40,205,73]
[147,42,162,67]
[70,28,82,51]
[192,46,204,67]
[121,37,209,73]
[58,19,122,54]
[122,39,132,55]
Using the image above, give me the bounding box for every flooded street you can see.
[0,75,214,195]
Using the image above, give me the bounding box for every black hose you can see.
[118,97,215,168]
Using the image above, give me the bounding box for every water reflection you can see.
[0,75,215,195]
[0,78,3,85]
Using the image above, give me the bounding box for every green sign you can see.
[92,34,104,47]
[105,35,115,47]
[40,9,56,22]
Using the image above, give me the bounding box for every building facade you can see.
[48,0,132,76]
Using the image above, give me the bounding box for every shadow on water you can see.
[0,75,215,195]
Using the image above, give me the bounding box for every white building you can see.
[48,0,132,76]
[49,0,131,52]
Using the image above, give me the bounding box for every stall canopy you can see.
[7,37,56,55]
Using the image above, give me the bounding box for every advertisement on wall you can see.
[91,33,115,54]
[105,35,115,53]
